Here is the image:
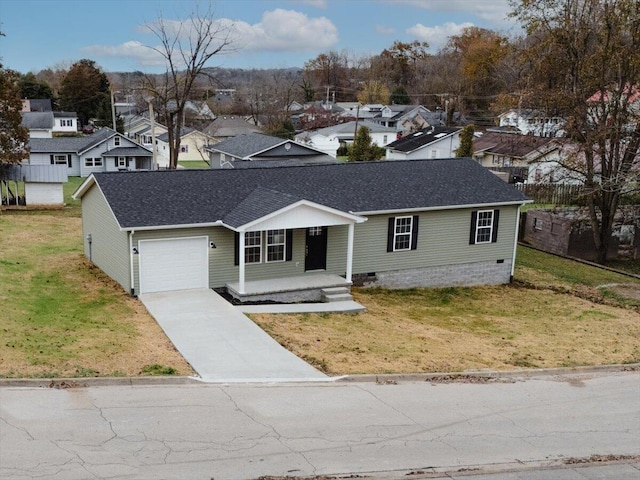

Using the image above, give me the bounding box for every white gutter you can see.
[511,204,524,280]
[353,200,533,216]
[120,220,225,232]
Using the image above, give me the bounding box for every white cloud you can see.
[407,22,474,52]
[375,24,395,35]
[83,8,338,68]
[230,9,338,52]
[82,41,167,67]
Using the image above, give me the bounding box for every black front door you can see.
[305,227,327,271]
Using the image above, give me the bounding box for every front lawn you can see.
[251,247,640,375]
[1,197,638,378]
[0,213,192,378]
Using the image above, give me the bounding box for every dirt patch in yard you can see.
[251,286,640,375]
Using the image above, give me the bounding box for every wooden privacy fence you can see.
[514,183,584,205]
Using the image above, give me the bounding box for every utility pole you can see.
[111,90,117,131]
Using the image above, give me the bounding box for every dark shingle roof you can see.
[87,158,529,230]
[473,132,557,158]
[386,126,460,153]
[28,128,117,153]
[207,133,286,158]
[103,146,152,156]
[21,112,54,130]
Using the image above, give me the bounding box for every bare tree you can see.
[512,0,640,263]
[142,2,234,169]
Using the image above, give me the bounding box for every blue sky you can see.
[0,0,518,74]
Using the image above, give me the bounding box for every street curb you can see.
[335,362,640,384]
[0,363,637,388]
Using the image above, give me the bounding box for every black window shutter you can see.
[492,209,500,243]
[411,215,419,250]
[387,217,395,252]
[67,154,72,168]
[114,158,118,168]
[234,232,239,266]
[285,229,293,261]
[50,154,54,165]
[469,211,478,245]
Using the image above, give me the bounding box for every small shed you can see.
[3,164,68,206]
[521,209,621,261]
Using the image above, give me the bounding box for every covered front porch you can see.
[226,272,351,304]
[226,192,367,304]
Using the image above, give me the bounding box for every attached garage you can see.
[138,236,209,294]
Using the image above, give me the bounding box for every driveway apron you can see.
[139,289,327,382]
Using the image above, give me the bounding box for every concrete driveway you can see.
[139,289,327,382]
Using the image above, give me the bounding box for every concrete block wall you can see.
[353,260,513,289]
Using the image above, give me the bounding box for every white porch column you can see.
[239,232,246,294]
[346,222,354,283]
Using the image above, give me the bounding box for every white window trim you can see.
[244,231,262,265]
[117,157,127,167]
[265,229,286,263]
[114,136,121,146]
[53,154,67,165]
[393,216,413,251]
[475,210,494,244]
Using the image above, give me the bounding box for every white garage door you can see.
[139,236,209,294]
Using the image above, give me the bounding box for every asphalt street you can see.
[0,370,638,480]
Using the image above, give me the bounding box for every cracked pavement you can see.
[0,371,638,479]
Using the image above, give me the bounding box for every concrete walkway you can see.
[139,289,328,383]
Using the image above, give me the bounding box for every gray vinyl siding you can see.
[81,186,130,291]
[125,205,517,293]
[330,207,518,275]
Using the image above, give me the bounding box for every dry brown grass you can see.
[251,286,640,374]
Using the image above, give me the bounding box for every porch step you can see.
[321,287,353,303]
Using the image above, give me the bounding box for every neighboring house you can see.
[73,158,530,302]
[166,100,216,121]
[53,112,78,135]
[374,105,431,132]
[26,128,153,177]
[22,111,79,137]
[295,120,396,158]
[3,164,68,206]
[156,127,215,166]
[498,109,565,137]
[385,126,461,160]
[203,116,262,142]
[21,112,54,138]
[472,132,569,183]
[206,132,334,168]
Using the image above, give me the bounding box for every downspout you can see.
[238,232,246,294]
[510,206,522,282]
[129,230,135,296]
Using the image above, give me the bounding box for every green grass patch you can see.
[141,364,177,375]
[178,160,210,169]
[515,245,640,288]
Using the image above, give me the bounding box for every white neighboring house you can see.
[21,112,54,138]
[385,126,461,160]
[53,112,78,134]
[472,131,581,184]
[156,127,216,167]
[26,128,153,177]
[296,120,397,158]
[499,109,566,137]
